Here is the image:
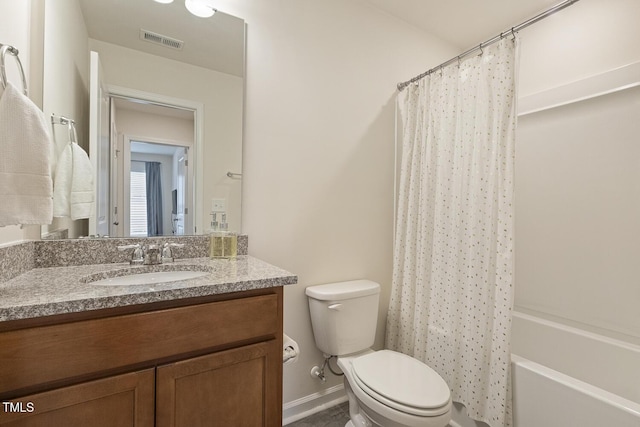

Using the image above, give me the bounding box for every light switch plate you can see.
[212,198,226,212]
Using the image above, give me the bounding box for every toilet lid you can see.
[352,350,450,411]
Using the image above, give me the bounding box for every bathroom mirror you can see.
[41,0,244,239]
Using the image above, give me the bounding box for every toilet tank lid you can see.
[305,280,380,301]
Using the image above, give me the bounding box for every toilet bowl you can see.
[306,280,452,427]
[339,350,451,427]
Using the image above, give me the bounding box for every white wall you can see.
[517,86,640,339]
[514,0,640,340]
[518,0,640,97]
[207,0,456,407]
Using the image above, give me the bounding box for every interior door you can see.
[89,51,111,237]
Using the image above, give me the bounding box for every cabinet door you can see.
[156,340,281,427]
[0,369,154,427]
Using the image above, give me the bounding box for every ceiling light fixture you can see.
[153,0,174,4]
[184,0,216,18]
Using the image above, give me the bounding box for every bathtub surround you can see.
[510,312,640,426]
[387,38,518,427]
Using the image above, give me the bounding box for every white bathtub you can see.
[510,311,640,427]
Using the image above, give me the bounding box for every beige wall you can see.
[41,0,89,239]
[210,0,456,405]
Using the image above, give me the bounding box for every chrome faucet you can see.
[161,242,185,263]
[118,242,185,265]
[143,244,162,265]
[117,243,145,265]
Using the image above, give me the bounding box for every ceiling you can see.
[78,0,574,75]
[361,0,569,49]
[78,0,245,77]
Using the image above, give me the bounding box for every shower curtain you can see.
[386,38,518,427]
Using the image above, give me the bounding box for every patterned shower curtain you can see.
[386,38,518,427]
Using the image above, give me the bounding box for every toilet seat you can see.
[351,350,451,417]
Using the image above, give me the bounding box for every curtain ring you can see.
[479,43,484,56]
[457,55,461,67]
[511,27,517,41]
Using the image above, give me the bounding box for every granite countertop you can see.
[0,256,297,322]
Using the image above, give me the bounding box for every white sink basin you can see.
[91,271,208,286]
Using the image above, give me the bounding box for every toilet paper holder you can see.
[283,333,300,365]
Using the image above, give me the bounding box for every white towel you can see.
[53,143,72,217]
[0,82,53,226]
[53,142,94,220]
[70,143,94,220]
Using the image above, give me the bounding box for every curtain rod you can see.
[397,0,581,91]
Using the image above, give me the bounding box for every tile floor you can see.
[285,402,456,427]
[285,402,350,427]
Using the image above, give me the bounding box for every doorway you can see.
[111,97,196,237]
[124,140,191,237]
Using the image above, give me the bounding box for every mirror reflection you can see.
[41,0,244,239]
[113,99,195,237]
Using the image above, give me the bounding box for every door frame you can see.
[108,85,205,235]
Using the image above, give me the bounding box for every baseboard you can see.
[282,384,348,425]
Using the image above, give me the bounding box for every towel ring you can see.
[0,44,28,96]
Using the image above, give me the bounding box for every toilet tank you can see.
[306,280,380,356]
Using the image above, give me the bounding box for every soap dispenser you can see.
[220,213,238,259]
[209,212,237,259]
[209,212,224,258]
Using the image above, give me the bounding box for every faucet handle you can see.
[161,242,185,263]
[117,244,144,265]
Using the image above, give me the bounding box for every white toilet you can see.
[306,280,452,427]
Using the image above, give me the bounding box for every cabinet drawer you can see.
[0,293,278,396]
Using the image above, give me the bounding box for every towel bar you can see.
[0,44,27,96]
[51,114,79,144]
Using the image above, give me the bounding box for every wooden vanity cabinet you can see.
[0,287,283,427]
[0,369,155,427]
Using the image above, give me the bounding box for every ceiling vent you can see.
[139,29,184,50]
